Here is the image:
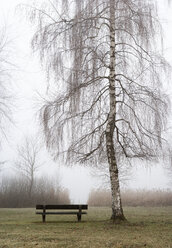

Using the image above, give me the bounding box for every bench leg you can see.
[77,214,81,222]
[42,214,46,223]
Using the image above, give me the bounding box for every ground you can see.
[0,207,172,248]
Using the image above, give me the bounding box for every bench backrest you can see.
[36,204,88,210]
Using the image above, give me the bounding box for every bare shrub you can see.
[88,189,112,207]
[0,175,70,208]
[33,177,70,205]
[88,189,172,207]
[122,189,172,207]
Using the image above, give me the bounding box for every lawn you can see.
[0,207,172,248]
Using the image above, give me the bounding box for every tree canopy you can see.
[29,0,171,221]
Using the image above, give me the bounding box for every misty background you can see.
[0,0,172,204]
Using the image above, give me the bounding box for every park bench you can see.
[36,204,88,222]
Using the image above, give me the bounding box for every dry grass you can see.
[0,207,172,248]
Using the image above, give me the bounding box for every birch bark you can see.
[105,0,126,221]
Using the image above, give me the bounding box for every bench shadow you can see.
[32,220,86,224]
[32,219,108,224]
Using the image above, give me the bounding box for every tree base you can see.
[110,214,127,224]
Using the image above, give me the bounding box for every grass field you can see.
[0,207,172,248]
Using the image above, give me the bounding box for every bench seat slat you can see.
[36,204,88,210]
[36,211,87,215]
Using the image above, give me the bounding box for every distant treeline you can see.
[88,189,172,207]
[0,176,70,208]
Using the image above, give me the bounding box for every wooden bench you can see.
[36,204,88,222]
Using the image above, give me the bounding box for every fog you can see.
[0,0,172,204]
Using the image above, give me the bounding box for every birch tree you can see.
[29,0,170,221]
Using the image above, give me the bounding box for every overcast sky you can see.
[0,0,172,203]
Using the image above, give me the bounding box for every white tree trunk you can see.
[105,0,125,221]
[106,128,125,221]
